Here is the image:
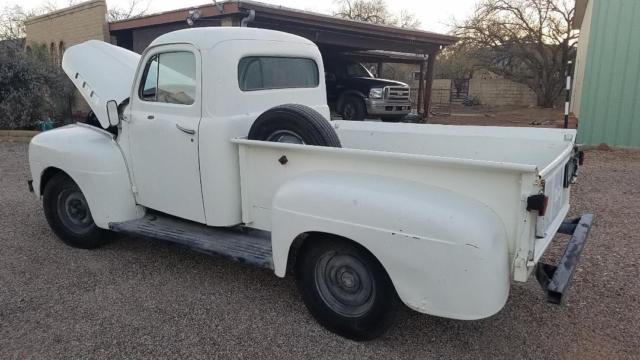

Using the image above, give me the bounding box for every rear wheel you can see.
[42,173,108,249]
[248,104,341,147]
[296,237,399,341]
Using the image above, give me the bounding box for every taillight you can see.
[527,194,549,216]
[578,151,585,165]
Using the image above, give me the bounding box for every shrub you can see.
[0,43,74,130]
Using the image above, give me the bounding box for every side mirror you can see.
[106,100,119,127]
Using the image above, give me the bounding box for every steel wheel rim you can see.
[57,188,93,234]
[266,130,305,144]
[314,251,375,317]
[343,103,356,119]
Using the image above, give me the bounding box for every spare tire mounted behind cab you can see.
[248,104,341,147]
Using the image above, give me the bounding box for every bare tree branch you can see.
[333,0,421,29]
[454,0,577,107]
[108,0,150,22]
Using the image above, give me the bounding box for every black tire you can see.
[296,237,399,341]
[341,96,367,120]
[43,173,108,249]
[381,116,405,123]
[248,104,341,147]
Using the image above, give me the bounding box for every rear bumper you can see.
[536,213,594,304]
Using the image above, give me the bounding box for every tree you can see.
[333,0,421,29]
[0,5,33,42]
[454,0,577,107]
[435,44,476,80]
[0,44,75,129]
[108,0,149,21]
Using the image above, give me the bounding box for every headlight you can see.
[369,88,383,99]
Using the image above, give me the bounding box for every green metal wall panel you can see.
[578,0,640,148]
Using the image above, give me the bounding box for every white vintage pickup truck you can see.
[28,28,593,340]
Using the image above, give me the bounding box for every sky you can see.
[6,0,479,34]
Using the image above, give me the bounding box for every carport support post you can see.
[416,60,425,117]
[422,52,437,122]
[377,62,383,77]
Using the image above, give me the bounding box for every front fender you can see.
[271,172,510,320]
[29,124,143,228]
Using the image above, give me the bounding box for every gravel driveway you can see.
[1,140,638,359]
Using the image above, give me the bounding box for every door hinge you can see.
[131,185,138,194]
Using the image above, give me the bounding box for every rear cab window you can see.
[238,56,319,91]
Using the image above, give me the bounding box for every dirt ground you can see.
[1,136,639,359]
[429,105,571,128]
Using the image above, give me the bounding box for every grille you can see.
[385,86,410,101]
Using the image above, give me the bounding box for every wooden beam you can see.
[416,61,425,116]
[423,52,438,122]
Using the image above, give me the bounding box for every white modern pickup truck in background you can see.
[27,28,593,340]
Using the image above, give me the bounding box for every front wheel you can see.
[42,173,108,249]
[381,116,405,123]
[296,237,399,341]
[341,96,367,120]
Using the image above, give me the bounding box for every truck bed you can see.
[333,121,574,172]
[232,122,577,280]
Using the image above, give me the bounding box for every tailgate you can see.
[532,145,581,262]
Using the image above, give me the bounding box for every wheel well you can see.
[337,92,365,113]
[285,231,382,276]
[39,167,67,195]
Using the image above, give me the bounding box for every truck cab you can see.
[323,56,411,121]
[28,27,592,341]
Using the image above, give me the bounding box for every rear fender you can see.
[29,124,144,228]
[271,172,510,320]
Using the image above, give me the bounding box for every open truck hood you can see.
[62,40,140,128]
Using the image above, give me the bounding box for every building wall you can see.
[577,0,640,148]
[571,0,594,117]
[25,0,109,116]
[25,0,108,51]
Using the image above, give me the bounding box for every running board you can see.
[109,214,273,270]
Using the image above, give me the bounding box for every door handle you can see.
[147,115,154,120]
[176,124,196,135]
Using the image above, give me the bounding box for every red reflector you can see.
[527,194,549,216]
[539,196,549,217]
[578,151,585,165]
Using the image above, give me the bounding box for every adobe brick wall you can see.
[25,0,109,116]
[467,70,538,107]
[25,0,108,48]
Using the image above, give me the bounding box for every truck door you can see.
[127,44,206,223]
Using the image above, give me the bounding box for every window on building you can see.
[139,51,196,105]
[238,56,319,91]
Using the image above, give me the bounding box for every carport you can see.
[109,0,458,119]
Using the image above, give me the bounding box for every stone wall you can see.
[467,69,538,107]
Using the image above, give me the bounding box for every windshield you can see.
[345,62,373,78]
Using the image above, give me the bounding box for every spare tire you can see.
[248,104,341,148]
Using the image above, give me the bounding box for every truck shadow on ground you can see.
[99,233,571,352]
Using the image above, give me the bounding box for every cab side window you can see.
[139,51,196,105]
